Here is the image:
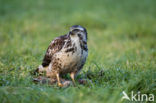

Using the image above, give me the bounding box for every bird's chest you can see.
[54,40,87,72]
[62,41,82,64]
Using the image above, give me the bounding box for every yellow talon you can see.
[70,72,76,86]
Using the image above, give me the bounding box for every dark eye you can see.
[78,34,81,37]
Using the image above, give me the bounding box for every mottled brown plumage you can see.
[42,35,68,67]
[34,25,88,87]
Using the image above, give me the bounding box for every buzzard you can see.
[34,25,88,87]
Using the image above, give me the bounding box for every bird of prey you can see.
[34,25,88,87]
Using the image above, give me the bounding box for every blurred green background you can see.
[0,0,156,103]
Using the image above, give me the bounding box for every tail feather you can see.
[33,67,39,75]
[33,65,44,75]
[33,65,49,76]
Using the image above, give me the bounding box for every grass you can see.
[0,0,156,103]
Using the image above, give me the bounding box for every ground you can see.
[0,0,156,103]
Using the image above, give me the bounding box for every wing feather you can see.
[42,34,68,67]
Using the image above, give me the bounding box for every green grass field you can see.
[0,0,156,103]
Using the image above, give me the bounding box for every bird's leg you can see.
[70,72,76,86]
[56,73,63,87]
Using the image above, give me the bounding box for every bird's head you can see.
[69,25,87,42]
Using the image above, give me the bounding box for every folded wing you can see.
[42,34,68,67]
